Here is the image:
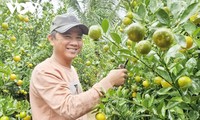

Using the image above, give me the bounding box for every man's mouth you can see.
[66,48,78,53]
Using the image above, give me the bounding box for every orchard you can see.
[0,0,200,120]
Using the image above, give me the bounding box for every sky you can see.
[6,0,125,19]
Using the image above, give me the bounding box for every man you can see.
[29,13,127,120]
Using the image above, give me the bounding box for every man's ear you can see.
[47,34,54,46]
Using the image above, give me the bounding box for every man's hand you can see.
[105,68,127,86]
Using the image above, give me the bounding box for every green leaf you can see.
[170,63,184,76]
[137,4,147,20]
[168,110,175,120]
[161,105,166,117]
[155,66,172,82]
[185,57,197,71]
[165,44,182,64]
[190,80,200,95]
[170,1,186,18]
[157,87,172,95]
[188,111,199,120]
[101,98,108,103]
[101,19,109,33]
[110,32,121,44]
[119,99,127,106]
[166,102,180,109]
[182,95,191,103]
[152,108,158,115]
[180,3,199,24]
[195,70,200,76]
[148,96,154,108]
[148,0,162,14]
[142,99,149,108]
[173,106,184,114]
[156,8,170,25]
[193,28,200,47]
[0,68,9,74]
[174,34,186,48]
[136,107,147,114]
[118,49,131,55]
[170,97,183,102]
[183,21,196,35]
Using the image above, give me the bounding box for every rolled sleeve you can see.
[32,69,113,119]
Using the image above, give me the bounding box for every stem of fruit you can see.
[156,52,184,96]
[102,36,120,49]
[109,49,119,58]
[131,54,159,75]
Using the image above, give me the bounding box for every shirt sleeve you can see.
[32,69,113,120]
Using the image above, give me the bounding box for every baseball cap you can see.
[50,13,88,35]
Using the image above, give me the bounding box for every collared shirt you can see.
[29,56,113,120]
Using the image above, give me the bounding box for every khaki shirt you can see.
[30,57,112,120]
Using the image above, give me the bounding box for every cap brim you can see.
[55,23,89,35]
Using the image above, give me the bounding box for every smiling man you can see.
[29,13,127,120]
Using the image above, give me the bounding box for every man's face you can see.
[50,27,83,61]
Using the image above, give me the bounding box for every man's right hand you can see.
[104,69,127,86]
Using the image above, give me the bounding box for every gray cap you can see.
[50,13,88,34]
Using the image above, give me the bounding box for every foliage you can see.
[92,0,200,119]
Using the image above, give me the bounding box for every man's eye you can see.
[77,36,82,40]
[64,36,71,38]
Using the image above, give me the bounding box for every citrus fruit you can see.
[88,25,102,40]
[131,0,137,7]
[10,36,16,41]
[127,46,131,49]
[95,112,106,120]
[23,115,31,120]
[13,55,21,62]
[185,36,193,49]
[18,14,24,21]
[193,17,200,24]
[17,80,23,86]
[126,23,146,42]
[178,76,192,88]
[2,22,8,30]
[123,17,132,25]
[131,57,137,63]
[134,76,141,82]
[110,57,115,62]
[28,63,33,68]
[131,85,137,91]
[179,48,187,53]
[103,45,109,52]
[190,13,198,22]
[132,91,137,98]
[126,39,133,46]
[86,61,91,66]
[126,11,133,19]
[153,28,174,48]
[143,80,149,88]
[163,7,170,14]
[23,91,28,95]
[10,74,17,80]
[119,27,124,32]
[23,17,29,22]
[135,40,151,54]
[161,80,171,88]
[0,116,9,120]
[20,112,27,118]
[154,76,162,85]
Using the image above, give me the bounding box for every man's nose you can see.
[70,39,79,46]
